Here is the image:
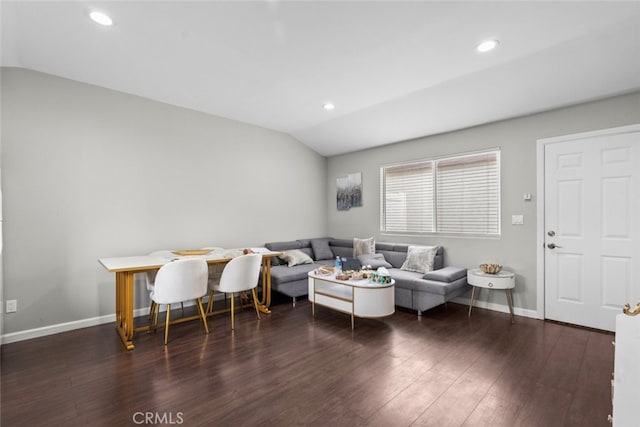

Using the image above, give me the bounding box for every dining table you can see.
[98,248,281,350]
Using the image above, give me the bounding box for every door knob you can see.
[547,230,556,237]
[547,243,562,249]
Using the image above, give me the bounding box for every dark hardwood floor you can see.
[1,299,614,426]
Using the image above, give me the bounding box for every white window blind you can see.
[380,162,434,233]
[380,150,500,236]
[436,151,500,235]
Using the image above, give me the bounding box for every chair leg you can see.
[230,292,235,330]
[251,288,261,320]
[181,301,184,315]
[164,304,171,345]
[196,297,209,334]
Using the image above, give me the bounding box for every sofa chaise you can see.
[264,238,469,316]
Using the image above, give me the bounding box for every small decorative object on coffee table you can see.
[467,267,515,324]
[371,266,392,284]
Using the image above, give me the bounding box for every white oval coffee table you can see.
[308,271,395,329]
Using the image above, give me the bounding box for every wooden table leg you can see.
[264,261,273,308]
[505,288,515,324]
[115,271,135,350]
[256,258,272,314]
[468,286,477,317]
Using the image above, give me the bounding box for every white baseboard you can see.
[450,296,541,320]
[1,307,141,345]
[0,299,204,345]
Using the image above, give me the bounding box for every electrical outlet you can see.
[6,300,17,313]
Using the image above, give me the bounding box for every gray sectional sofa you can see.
[264,237,469,316]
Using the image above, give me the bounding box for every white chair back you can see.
[218,254,262,293]
[145,250,174,289]
[152,258,208,305]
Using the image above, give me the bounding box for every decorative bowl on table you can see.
[172,249,213,256]
[479,263,502,274]
[314,266,334,276]
[335,274,351,281]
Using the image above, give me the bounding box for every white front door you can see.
[543,126,639,331]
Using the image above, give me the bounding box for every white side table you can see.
[467,268,515,324]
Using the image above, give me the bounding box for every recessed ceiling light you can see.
[477,39,499,53]
[90,11,113,26]
[323,103,335,110]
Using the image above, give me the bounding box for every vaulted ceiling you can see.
[2,1,639,156]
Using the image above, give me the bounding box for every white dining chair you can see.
[206,253,262,330]
[144,250,175,321]
[150,257,209,345]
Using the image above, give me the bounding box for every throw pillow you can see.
[353,237,375,257]
[310,238,334,260]
[400,245,439,274]
[357,253,392,269]
[279,249,313,267]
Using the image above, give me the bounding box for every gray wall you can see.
[1,68,327,334]
[327,92,640,312]
[2,66,639,336]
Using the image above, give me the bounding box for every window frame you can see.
[380,148,501,237]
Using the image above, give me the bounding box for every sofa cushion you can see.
[279,249,313,267]
[357,253,392,269]
[266,240,302,252]
[329,238,353,249]
[266,240,302,266]
[423,266,467,283]
[329,239,354,259]
[353,237,375,257]
[388,268,424,289]
[400,245,439,274]
[390,268,467,296]
[270,264,316,286]
[310,238,334,260]
[375,242,395,251]
[378,250,406,269]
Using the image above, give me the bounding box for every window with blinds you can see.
[380,150,500,236]
[380,161,434,233]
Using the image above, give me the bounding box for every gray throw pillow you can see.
[310,238,334,260]
[279,249,314,267]
[357,253,392,269]
[353,237,375,257]
[400,245,439,274]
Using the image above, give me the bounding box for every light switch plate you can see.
[512,215,524,225]
[6,300,17,313]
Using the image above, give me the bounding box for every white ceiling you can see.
[2,1,640,156]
